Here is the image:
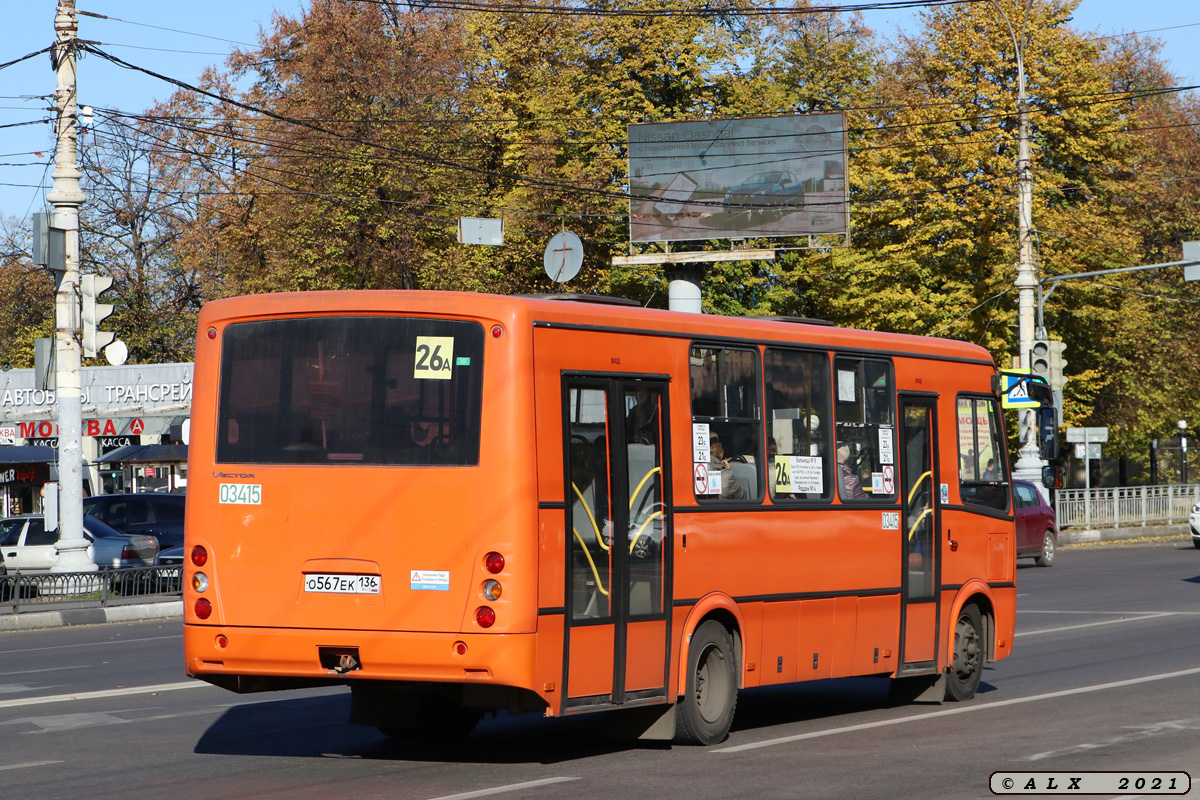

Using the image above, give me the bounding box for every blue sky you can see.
[1,0,1197,221]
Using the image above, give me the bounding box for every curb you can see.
[1059,523,1189,546]
[0,600,183,632]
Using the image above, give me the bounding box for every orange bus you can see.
[183,290,1023,744]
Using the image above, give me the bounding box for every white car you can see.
[0,515,158,571]
[1191,503,1200,549]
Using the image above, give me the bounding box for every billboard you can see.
[627,113,848,243]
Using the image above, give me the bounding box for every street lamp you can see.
[989,0,1042,481]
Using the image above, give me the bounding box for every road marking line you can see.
[0,681,208,710]
[0,666,86,678]
[714,666,1200,754]
[0,634,182,655]
[1017,612,1177,637]
[0,760,63,772]
[427,777,580,800]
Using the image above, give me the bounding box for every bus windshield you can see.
[216,316,484,466]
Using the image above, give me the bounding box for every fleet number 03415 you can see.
[219,483,262,504]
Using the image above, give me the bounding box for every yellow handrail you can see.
[571,482,609,552]
[907,471,932,506]
[907,508,933,541]
[628,466,661,512]
[571,527,610,597]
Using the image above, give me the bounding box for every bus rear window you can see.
[216,317,484,466]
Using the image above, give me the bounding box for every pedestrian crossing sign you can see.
[1000,369,1040,409]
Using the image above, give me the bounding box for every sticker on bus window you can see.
[941,483,950,504]
[774,455,822,494]
[878,426,894,465]
[882,511,900,531]
[692,423,710,463]
[410,569,450,591]
[694,462,721,495]
[414,336,454,380]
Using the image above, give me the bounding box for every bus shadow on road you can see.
[730,674,1000,735]
[194,690,637,764]
[194,675,999,762]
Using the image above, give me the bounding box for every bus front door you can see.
[562,378,672,711]
[898,395,940,674]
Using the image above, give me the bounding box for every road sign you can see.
[1074,443,1102,459]
[1000,369,1039,409]
[1184,241,1199,282]
[1065,427,1108,443]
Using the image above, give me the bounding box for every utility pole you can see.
[47,0,93,572]
[990,0,1043,481]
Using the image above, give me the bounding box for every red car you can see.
[1014,479,1057,567]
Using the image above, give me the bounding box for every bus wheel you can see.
[675,620,737,745]
[1035,531,1056,567]
[944,604,983,701]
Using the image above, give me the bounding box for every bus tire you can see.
[675,620,737,745]
[944,603,983,702]
[1034,531,1056,567]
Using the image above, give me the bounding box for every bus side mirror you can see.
[1042,465,1064,490]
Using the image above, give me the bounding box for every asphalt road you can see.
[2,538,1200,800]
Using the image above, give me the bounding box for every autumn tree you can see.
[0,215,54,370]
[79,113,205,363]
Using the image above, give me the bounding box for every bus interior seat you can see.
[729,461,758,499]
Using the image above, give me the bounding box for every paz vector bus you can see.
[182,290,1056,744]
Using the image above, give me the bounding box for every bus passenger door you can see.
[562,378,672,710]
[898,395,940,674]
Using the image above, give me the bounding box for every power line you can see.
[346,0,993,18]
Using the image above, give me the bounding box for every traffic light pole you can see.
[1036,255,1200,330]
[47,0,93,573]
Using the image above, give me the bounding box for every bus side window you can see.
[833,356,896,502]
[690,345,762,502]
[764,348,832,501]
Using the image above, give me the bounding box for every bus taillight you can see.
[483,579,502,601]
[476,606,496,628]
[191,545,208,567]
[484,552,505,574]
[195,598,212,619]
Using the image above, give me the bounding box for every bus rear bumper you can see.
[184,623,538,693]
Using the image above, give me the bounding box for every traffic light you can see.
[1030,339,1051,381]
[1047,339,1068,392]
[80,274,116,358]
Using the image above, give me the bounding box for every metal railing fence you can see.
[0,565,181,615]
[1055,483,1200,530]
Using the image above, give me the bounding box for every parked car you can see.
[1190,502,1200,549]
[0,515,158,572]
[155,545,184,593]
[82,493,185,550]
[1013,480,1057,567]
